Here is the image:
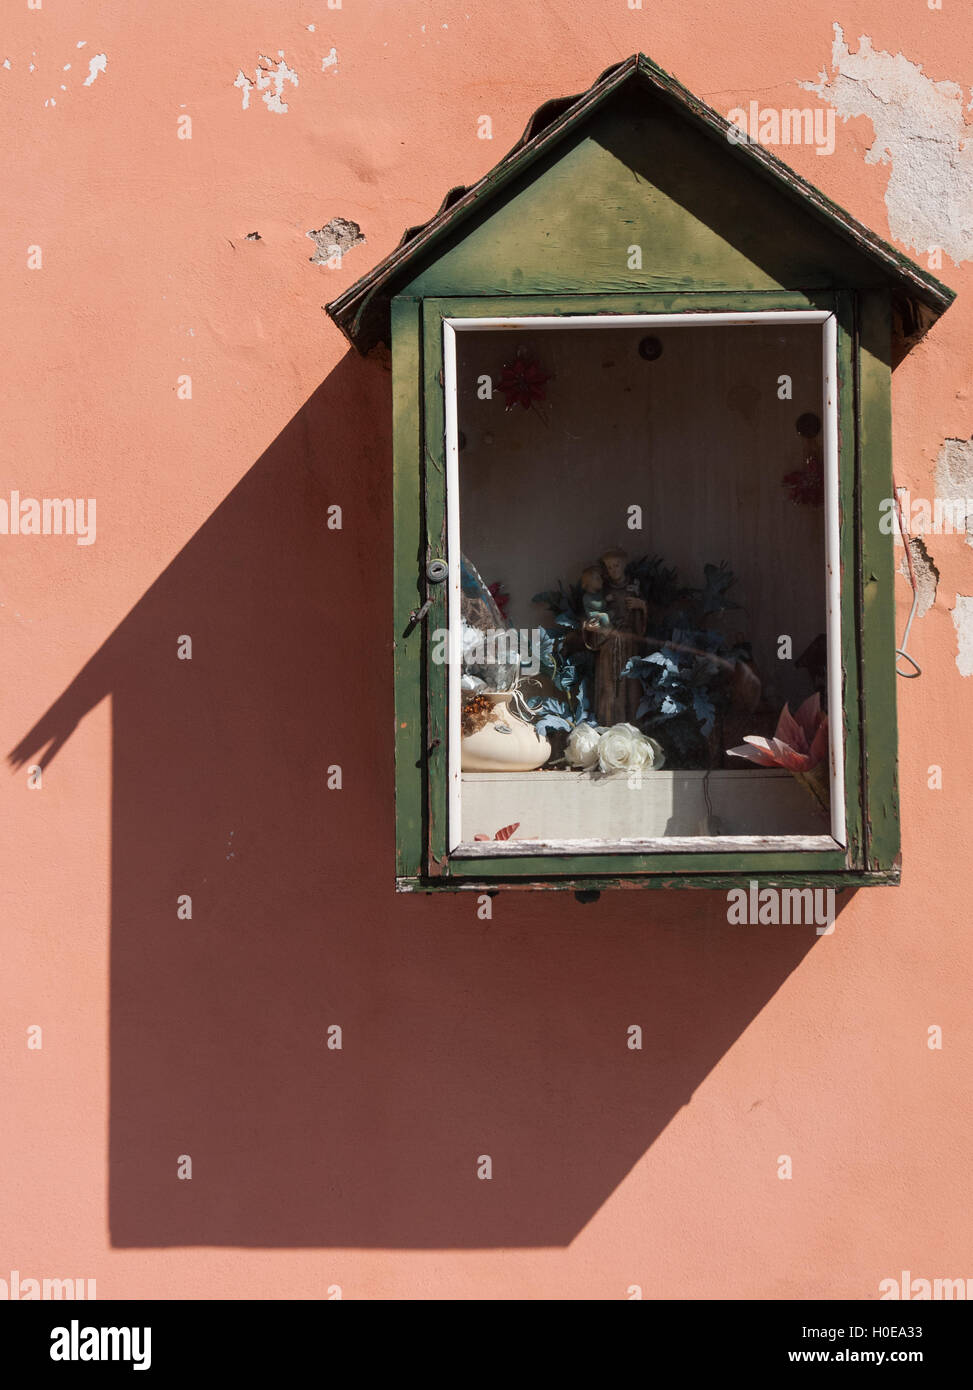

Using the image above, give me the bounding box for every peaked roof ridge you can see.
[389,57,635,258]
[327,52,955,352]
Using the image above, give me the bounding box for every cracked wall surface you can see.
[803,23,973,264]
[934,436,973,544]
[899,535,939,619]
[952,595,973,676]
[307,218,365,264]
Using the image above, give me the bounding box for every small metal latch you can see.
[403,560,448,637]
[404,599,433,636]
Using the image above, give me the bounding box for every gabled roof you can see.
[326,52,955,354]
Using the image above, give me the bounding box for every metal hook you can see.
[895,647,921,678]
[893,486,923,679]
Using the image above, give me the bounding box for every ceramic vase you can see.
[461,692,551,772]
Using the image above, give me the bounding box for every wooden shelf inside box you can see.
[461,766,829,844]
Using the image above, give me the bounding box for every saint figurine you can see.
[580,565,610,626]
[582,547,648,727]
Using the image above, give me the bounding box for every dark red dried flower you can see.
[487,581,510,620]
[782,455,824,506]
[497,354,548,411]
[462,694,492,738]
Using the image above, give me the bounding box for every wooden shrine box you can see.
[326,54,954,893]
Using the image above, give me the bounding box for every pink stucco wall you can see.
[3,2,972,1299]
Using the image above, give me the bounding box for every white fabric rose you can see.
[460,620,484,666]
[597,723,665,773]
[644,736,664,770]
[565,722,601,768]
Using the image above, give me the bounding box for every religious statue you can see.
[581,547,648,727]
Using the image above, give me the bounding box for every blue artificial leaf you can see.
[624,650,681,683]
[620,656,649,681]
[554,660,581,691]
[527,695,574,737]
[532,588,565,612]
[532,628,557,678]
[537,713,572,735]
[699,561,740,616]
[692,689,716,736]
[574,683,596,724]
[532,582,579,618]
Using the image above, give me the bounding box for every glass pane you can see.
[450,319,833,847]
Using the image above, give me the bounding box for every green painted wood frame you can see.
[392,289,899,891]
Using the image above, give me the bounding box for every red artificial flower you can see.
[473,823,520,841]
[487,581,510,620]
[727,692,828,773]
[727,692,830,811]
[497,354,548,411]
[782,455,824,506]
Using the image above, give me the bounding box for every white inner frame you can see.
[442,311,845,856]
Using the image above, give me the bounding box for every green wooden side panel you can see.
[421,289,836,317]
[446,851,848,880]
[858,290,900,871]
[402,92,888,302]
[398,871,898,893]
[835,292,864,867]
[391,297,425,879]
[421,301,450,873]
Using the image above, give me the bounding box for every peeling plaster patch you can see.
[83,53,106,86]
[321,47,338,73]
[307,218,366,264]
[235,53,298,113]
[244,231,262,241]
[935,436,973,544]
[802,23,973,263]
[306,24,316,32]
[3,60,10,70]
[77,41,87,48]
[233,71,253,109]
[899,536,939,618]
[952,596,973,676]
